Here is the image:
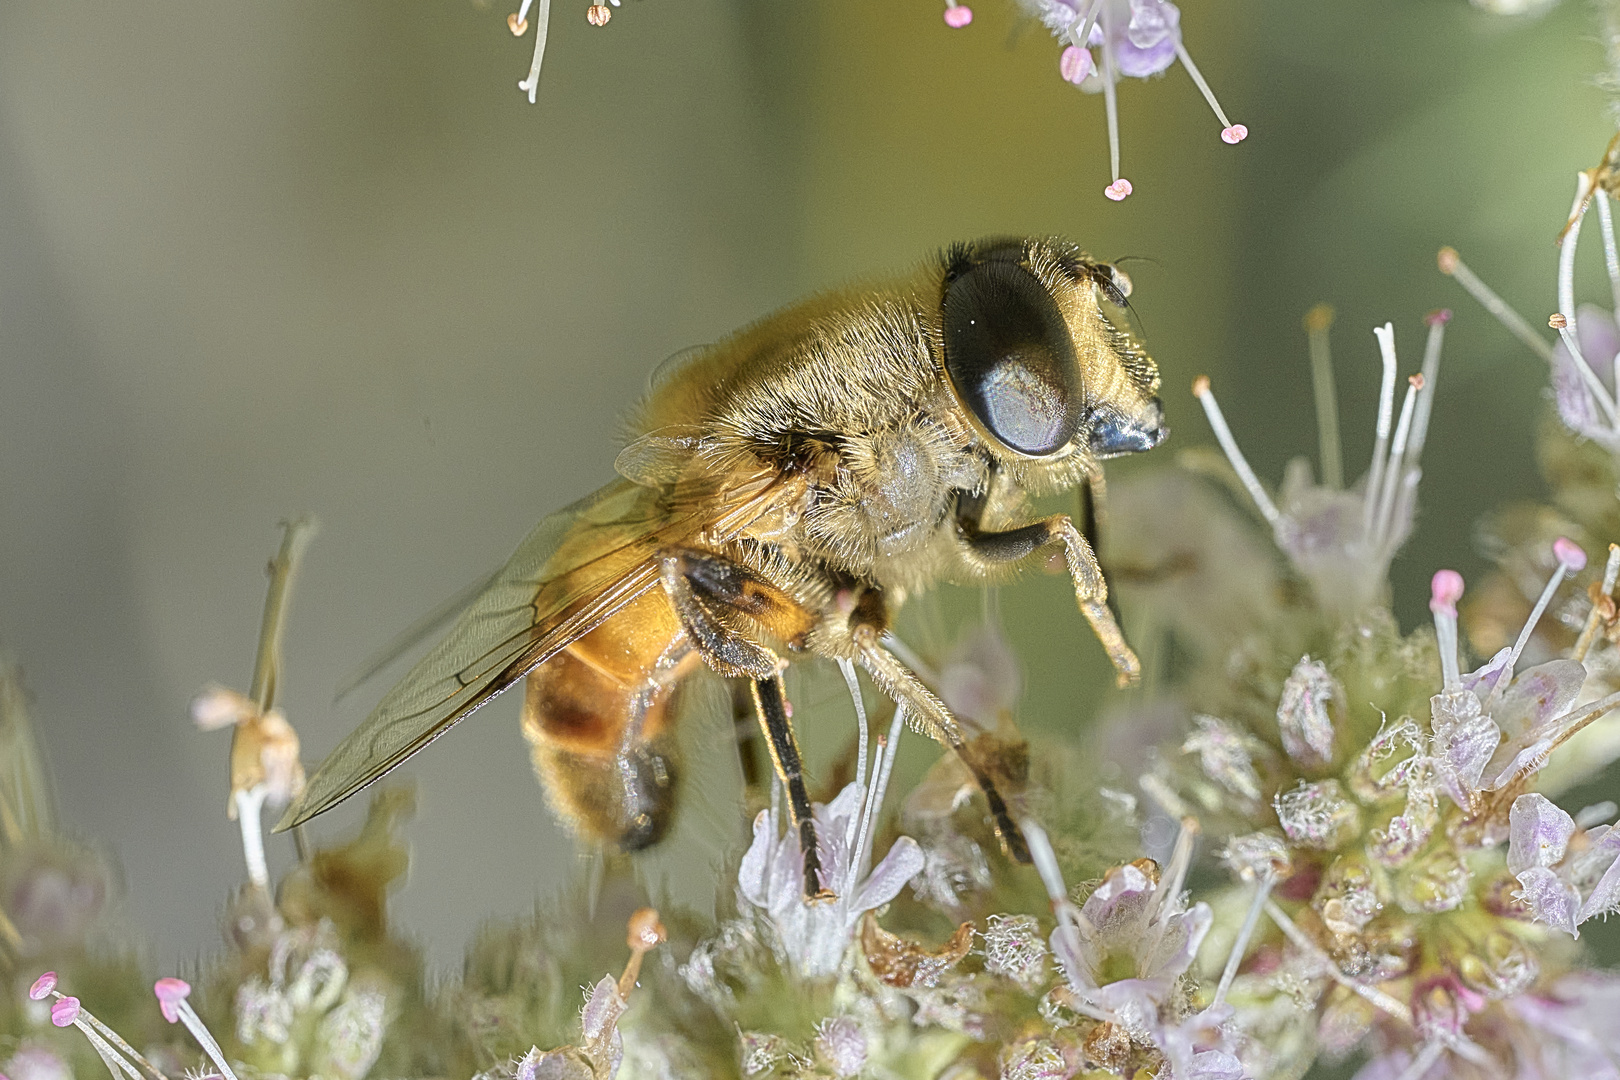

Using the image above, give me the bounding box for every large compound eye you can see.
[942,260,1083,456]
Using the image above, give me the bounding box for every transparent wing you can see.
[278,470,789,830]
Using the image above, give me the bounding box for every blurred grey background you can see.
[0,0,1613,970]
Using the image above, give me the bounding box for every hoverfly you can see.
[277,236,1167,900]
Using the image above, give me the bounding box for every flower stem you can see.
[248,516,316,714]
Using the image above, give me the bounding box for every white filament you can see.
[1174,42,1233,128]
[517,0,552,104]
[1101,45,1121,182]
[1193,382,1281,524]
[1443,254,1555,362]
[1597,190,1620,316]
[1362,324,1398,542]
[1213,870,1274,1008]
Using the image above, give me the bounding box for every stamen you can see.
[1140,772,1193,820]
[1597,191,1620,315]
[1363,324,1399,543]
[79,1024,144,1080]
[1494,538,1586,703]
[29,976,167,1080]
[837,657,870,857]
[1100,46,1127,199]
[617,907,666,996]
[1304,304,1343,489]
[1372,373,1423,552]
[586,4,611,26]
[1572,543,1620,663]
[1212,868,1275,1008]
[1437,247,1555,363]
[1172,42,1242,138]
[51,997,80,1027]
[1060,45,1094,84]
[509,0,533,34]
[838,657,870,780]
[1146,816,1198,930]
[1560,172,1595,324]
[1406,310,1451,464]
[517,0,553,104]
[943,1,973,27]
[155,979,239,1080]
[1549,313,1618,423]
[1141,817,1199,964]
[1066,0,1101,52]
[850,706,906,887]
[1191,376,1280,525]
[1430,570,1465,690]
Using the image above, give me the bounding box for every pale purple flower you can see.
[1479,658,1589,791]
[738,714,924,977]
[1192,314,1450,616]
[1070,860,1212,1003]
[936,622,1021,731]
[2,1044,71,1080]
[1428,687,1500,809]
[1025,817,1216,1067]
[1506,793,1620,935]
[511,976,627,1080]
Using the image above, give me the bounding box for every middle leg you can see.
[659,548,832,900]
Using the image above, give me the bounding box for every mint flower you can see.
[1014,0,1245,199]
[1507,793,1620,935]
[1191,309,1451,615]
[737,708,924,978]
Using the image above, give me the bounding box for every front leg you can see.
[658,549,833,901]
[957,501,1141,688]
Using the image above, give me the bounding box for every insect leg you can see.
[752,674,833,901]
[852,627,1032,864]
[957,509,1140,688]
[1079,467,1126,630]
[657,549,831,901]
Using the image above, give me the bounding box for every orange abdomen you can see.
[521,588,697,850]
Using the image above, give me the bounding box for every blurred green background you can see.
[0,0,1613,969]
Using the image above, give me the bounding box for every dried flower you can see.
[982,913,1049,991]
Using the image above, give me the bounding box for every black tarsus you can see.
[752,675,829,900]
